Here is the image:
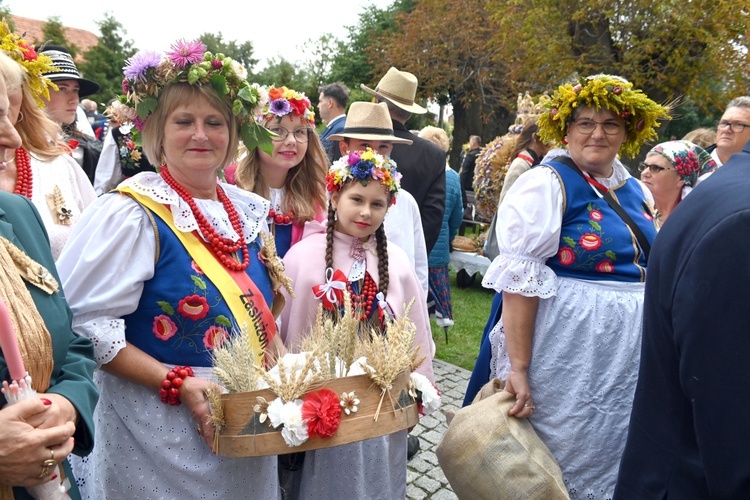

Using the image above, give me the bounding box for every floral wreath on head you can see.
[0,19,57,106]
[111,39,273,153]
[537,74,671,158]
[326,148,401,204]
[254,85,315,126]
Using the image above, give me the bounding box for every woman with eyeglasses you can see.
[640,140,717,228]
[235,86,327,258]
[479,75,670,497]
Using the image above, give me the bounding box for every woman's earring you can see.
[561,136,568,145]
[17,111,23,123]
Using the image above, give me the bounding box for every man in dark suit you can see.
[318,82,349,163]
[615,139,750,498]
[361,67,446,253]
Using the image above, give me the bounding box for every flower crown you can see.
[113,39,273,153]
[326,148,401,203]
[255,86,315,126]
[0,20,57,106]
[537,74,671,158]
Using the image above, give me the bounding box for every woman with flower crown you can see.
[0,22,96,260]
[234,85,327,258]
[479,75,670,497]
[639,140,716,228]
[56,40,283,498]
[279,143,435,498]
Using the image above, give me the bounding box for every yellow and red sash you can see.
[118,186,277,364]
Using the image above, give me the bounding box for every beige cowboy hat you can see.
[328,102,413,144]
[360,67,427,115]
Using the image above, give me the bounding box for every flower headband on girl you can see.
[255,86,315,126]
[112,39,273,153]
[325,148,401,204]
[0,20,57,106]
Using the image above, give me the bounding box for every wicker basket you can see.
[215,370,418,457]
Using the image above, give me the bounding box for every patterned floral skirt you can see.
[428,266,454,327]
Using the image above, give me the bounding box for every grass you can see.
[429,268,495,371]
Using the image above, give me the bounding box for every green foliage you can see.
[40,16,77,57]
[254,56,307,90]
[199,33,258,74]
[78,14,136,106]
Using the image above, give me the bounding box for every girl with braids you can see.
[279,147,435,499]
[235,86,327,258]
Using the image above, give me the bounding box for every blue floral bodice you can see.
[544,161,657,283]
[122,211,274,367]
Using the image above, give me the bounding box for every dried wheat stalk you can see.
[211,324,263,393]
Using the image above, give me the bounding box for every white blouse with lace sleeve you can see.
[481,167,563,298]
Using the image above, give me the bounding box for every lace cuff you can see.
[481,251,557,298]
[75,317,127,367]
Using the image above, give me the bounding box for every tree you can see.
[490,0,750,159]
[254,56,308,90]
[40,16,77,57]
[79,14,136,106]
[371,0,513,168]
[199,33,258,75]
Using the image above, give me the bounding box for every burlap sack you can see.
[436,378,569,499]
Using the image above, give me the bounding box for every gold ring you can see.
[38,455,56,478]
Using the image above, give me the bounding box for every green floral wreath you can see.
[537,74,671,158]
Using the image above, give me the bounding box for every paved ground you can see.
[406,358,471,499]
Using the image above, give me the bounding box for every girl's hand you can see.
[180,376,220,450]
[0,399,75,487]
[504,369,535,418]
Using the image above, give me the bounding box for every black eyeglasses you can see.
[570,119,623,135]
[268,126,311,143]
[638,162,674,174]
[715,120,750,133]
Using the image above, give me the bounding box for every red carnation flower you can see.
[302,389,342,439]
[579,233,602,251]
[18,41,38,62]
[589,209,603,221]
[177,294,210,320]
[558,247,575,266]
[596,260,615,273]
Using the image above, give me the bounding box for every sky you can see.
[5,0,394,69]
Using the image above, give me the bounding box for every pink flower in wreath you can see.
[178,294,209,320]
[596,260,615,273]
[589,209,603,221]
[203,325,229,350]
[153,315,178,341]
[579,233,602,251]
[558,247,575,266]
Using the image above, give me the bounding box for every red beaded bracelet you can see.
[159,365,195,406]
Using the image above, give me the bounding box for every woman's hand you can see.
[0,399,75,487]
[504,369,535,418]
[180,376,220,450]
[25,393,78,430]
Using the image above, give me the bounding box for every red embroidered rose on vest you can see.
[178,294,210,320]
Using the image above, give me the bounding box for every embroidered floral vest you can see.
[122,211,274,367]
[544,161,657,283]
[112,126,156,178]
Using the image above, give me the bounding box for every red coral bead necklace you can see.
[160,165,249,271]
[347,272,377,321]
[11,147,33,198]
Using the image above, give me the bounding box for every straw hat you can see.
[360,67,426,115]
[328,102,413,144]
[36,45,100,97]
